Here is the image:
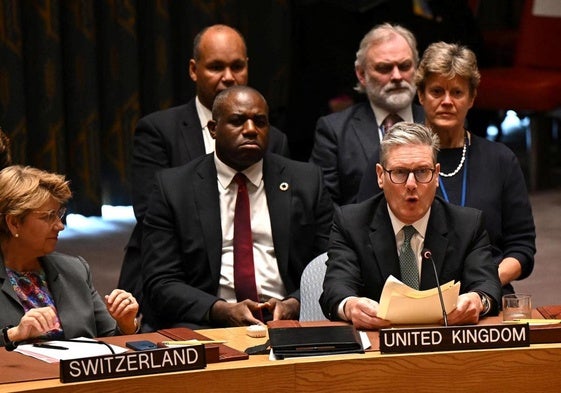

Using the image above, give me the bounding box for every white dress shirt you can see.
[337,205,430,320]
[371,104,414,140]
[214,154,286,303]
[195,96,215,154]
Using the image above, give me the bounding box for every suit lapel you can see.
[350,103,380,161]
[193,158,223,282]
[420,201,449,289]
[0,259,21,306]
[263,156,290,277]
[368,203,402,281]
[41,255,64,309]
[367,198,449,289]
[180,99,206,160]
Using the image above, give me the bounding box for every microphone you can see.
[422,248,448,326]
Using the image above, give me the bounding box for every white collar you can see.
[370,103,414,126]
[386,203,430,238]
[195,96,213,130]
[214,153,263,189]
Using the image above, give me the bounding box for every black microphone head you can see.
[422,248,432,260]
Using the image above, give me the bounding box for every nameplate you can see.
[60,345,206,383]
[379,324,530,354]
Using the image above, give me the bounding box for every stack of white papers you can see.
[377,275,460,324]
[15,337,128,363]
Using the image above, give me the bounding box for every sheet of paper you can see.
[15,337,128,363]
[359,331,371,350]
[377,275,460,324]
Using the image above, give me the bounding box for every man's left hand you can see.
[262,297,300,320]
[445,292,482,325]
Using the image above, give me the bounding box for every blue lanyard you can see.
[439,149,468,207]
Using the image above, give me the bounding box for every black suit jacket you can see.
[119,98,290,301]
[309,102,425,206]
[141,153,333,329]
[319,194,502,320]
[357,134,536,296]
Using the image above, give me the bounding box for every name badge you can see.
[379,324,530,354]
[60,345,206,383]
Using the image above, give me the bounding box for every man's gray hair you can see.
[380,122,440,166]
[355,23,419,93]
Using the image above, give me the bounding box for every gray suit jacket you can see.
[320,194,502,320]
[141,153,333,329]
[119,97,290,302]
[0,253,117,346]
[310,102,425,206]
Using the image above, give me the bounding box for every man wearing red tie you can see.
[310,23,425,206]
[141,86,333,330]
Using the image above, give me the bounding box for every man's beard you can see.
[366,80,416,113]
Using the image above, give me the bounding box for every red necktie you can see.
[233,173,262,320]
[381,113,403,135]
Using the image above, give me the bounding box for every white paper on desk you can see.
[377,275,460,324]
[14,337,127,363]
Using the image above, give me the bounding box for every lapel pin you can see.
[279,182,289,191]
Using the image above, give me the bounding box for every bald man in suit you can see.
[119,25,289,303]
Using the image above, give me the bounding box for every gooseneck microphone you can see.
[422,248,448,326]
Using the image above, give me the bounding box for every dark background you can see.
[0,0,523,215]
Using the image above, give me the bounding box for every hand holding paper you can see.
[377,275,460,324]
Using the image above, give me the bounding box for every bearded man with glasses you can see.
[320,122,501,330]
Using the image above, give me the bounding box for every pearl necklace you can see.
[440,134,467,178]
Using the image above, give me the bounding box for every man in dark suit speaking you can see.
[320,122,501,330]
[119,25,290,303]
[141,86,333,330]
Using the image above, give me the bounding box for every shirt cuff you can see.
[337,296,358,320]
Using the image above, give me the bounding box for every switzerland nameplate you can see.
[379,324,530,354]
[60,345,206,383]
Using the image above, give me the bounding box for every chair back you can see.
[516,0,561,69]
[299,252,328,321]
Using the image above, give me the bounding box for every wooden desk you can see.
[2,324,561,393]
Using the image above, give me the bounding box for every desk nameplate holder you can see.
[379,323,530,354]
[60,344,206,383]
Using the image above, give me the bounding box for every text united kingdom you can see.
[379,324,530,353]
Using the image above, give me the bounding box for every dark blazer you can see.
[0,253,117,346]
[309,102,425,206]
[357,134,536,296]
[141,153,333,329]
[320,194,502,320]
[119,98,291,302]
